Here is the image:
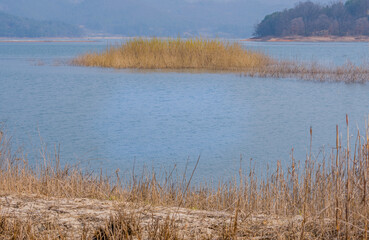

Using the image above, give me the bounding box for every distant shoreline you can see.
[2,35,369,43]
[0,40,97,43]
[245,35,369,42]
[0,36,135,43]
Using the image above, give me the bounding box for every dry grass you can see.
[0,214,67,240]
[262,60,369,83]
[72,38,369,83]
[1,116,369,239]
[92,211,183,240]
[72,38,271,71]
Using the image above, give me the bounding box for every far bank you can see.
[247,35,369,42]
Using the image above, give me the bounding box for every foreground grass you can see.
[1,117,369,239]
[73,38,369,83]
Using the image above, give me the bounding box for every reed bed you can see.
[72,38,271,71]
[260,60,369,83]
[1,117,369,239]
[73,38,369,83]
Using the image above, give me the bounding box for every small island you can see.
[73,38,369,83]
[253,0,369,41]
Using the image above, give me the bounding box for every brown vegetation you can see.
[72,38,271,71]
[1,116,369,239]
[73,38,369,83]
[258,60,369,83]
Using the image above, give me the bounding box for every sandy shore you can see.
[0,194,234,238]
[0,194,311,239]
[245,35,369,42]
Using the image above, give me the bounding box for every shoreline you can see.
[1,119,369,238]
[245,35,369,42]
[2,35,369,43]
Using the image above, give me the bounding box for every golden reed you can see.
[72,38,272,71]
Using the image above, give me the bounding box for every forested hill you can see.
[254,0,369,37]
[0,11,83,37]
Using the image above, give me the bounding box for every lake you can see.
[0,40,368,181]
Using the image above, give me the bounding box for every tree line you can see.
[254,0,369,37]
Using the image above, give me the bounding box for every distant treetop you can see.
[254,0,369,37]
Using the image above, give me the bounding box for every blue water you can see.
[0,40,368,180]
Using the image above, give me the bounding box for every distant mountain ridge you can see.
[254,0,369,38]
[0,0,332,38]
[0,11,82,37]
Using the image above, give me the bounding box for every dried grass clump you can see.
[0,214,67,240]
[72,38,271,71]
[92,212,182,240]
